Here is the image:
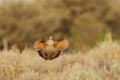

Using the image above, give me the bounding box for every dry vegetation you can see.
[0,0,120,50]
[0,0,120,79]
[0,34,120,80]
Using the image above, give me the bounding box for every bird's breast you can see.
[37,45,62,60]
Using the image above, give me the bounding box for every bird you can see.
[34,37,69,60]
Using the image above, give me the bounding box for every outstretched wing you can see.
[34,40,47,51]
[34,38,69,60]
[54,39,69,50]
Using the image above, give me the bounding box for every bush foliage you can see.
[0,0,120,50]
[0,35,120,80]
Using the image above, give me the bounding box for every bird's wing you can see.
[34,40,47,51]
[54,39,69,50]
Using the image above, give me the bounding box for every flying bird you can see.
[34,37,69,60]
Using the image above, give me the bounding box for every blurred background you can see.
[0,0,120,51]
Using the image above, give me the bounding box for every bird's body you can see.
[34,37,69,60]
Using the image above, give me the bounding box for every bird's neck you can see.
[47,39,54,46]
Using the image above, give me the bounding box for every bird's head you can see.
[47,37,54,46]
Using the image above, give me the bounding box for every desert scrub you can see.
[0,34,120,80]
[1,0,120,50]
[18,70,39,80]
[0,50,39,80]
[61,63,102,80]
[87,34,120,80]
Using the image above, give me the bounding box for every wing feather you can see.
[54,39,69,50]
[34,40,47,51]
[34,38,69,60]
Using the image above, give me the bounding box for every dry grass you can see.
[0,35,120,80]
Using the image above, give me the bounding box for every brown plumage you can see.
[34,40,47,51]
[34,37,69,60]
[54,39,69,50]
